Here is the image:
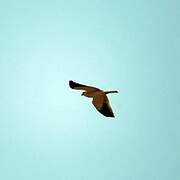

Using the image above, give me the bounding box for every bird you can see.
[69,80,118,117]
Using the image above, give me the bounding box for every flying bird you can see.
[69,80,118,117]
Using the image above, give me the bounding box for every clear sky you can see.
[0,0,180,179]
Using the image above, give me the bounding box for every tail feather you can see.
[105,91,118,94]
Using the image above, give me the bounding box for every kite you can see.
[69,80,118,117]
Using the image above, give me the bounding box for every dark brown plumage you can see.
[69,80,118,118]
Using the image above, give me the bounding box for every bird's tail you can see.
[105,90,118,94]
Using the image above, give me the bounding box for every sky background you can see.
[0,0,180,179]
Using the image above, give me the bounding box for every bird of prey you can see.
[69,80,118,117]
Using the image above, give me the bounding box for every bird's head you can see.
[81,92,86,96]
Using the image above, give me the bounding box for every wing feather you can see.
[92,93,115,117]
[69,80,99,92]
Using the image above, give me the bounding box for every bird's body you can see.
[69,80,118,118]
[82,91,102,98]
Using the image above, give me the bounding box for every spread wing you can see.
[92,93,115,117]
[69,80,100,92]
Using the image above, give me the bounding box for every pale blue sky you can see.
[0,0,180,179]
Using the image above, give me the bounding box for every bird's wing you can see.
[69,80,100,92]
[92,93,115,117]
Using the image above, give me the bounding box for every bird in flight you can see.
[69,80,118,118]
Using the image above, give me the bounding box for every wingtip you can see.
[69,80,74,89]
[97,103,115,118]
[106,113,115,118]
[109,114,115,118]
[69,80,86,89]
